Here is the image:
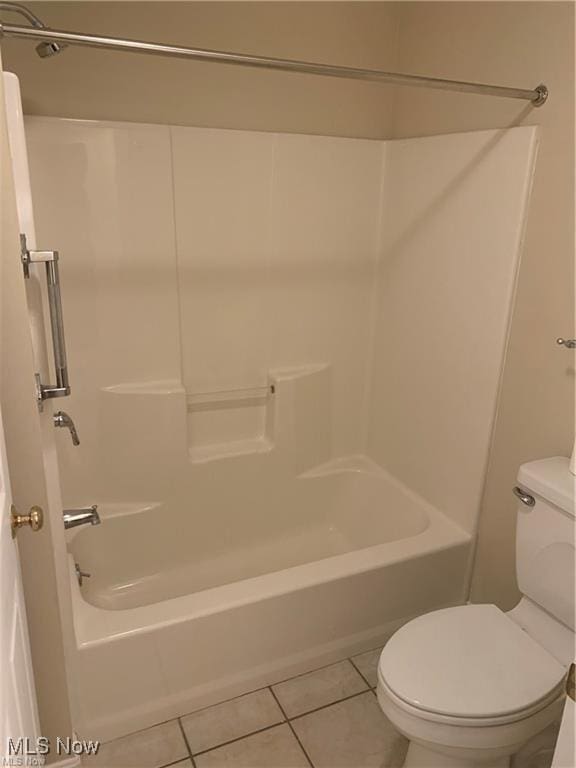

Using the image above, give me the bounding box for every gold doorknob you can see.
[11,504,44,538]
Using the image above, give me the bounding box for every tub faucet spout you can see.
[63,505,100,530]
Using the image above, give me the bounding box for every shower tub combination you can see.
[20,106,537,742]
[68,456,471,741]
[1,0,544,747]
[64,366,473,740]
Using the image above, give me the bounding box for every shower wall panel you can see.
[25,119,182,503]
[25,117,537,538]
[25,117,384,503]
[367,127,538,533]
[171,128,384,457]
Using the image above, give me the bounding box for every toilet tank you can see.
[515,457,575,630]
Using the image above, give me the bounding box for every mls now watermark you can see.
[3,736,100,765]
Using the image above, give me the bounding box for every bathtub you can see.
[66,456,471,742]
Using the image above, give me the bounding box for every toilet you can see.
[377,456,575,768]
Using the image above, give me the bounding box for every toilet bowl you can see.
[376,457,575,768]
[377,605,566,768]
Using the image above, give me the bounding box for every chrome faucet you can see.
[53,410,80,445]
[63,505,100,530]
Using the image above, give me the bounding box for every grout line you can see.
[99,714,190,745]
[190,684,375,762]
[176,717,196,768]
[289,688,372,722]
[179,655,355,721]
[191,721,285,758]
[100,650,386,756]
[185,657,381,749]
[269,687,314,768]
[179,683,278,720]
[270,657,351,688]
[159,758,195,768]
[267,648,385,689]
[268,686,288,721]
[286,719,315,768]
[348,655,376,690]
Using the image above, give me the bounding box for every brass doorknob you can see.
[11,504,44,538]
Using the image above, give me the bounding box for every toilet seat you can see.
[377,672,564,728]
[378,604,566,724]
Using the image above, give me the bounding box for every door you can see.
[0,65,40,766]
[0,66,74,758]
[0,400,41,763]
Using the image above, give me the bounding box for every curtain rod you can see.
[0,18,548,106]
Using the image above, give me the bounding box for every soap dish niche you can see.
[186,382,275,462]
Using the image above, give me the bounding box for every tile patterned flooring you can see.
[84,646,408,768]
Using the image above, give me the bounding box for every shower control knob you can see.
[556,338,576,349]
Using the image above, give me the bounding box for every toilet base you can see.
[403,741,510,768]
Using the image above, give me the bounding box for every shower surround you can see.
[25,119,537,739]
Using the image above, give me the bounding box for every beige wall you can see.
[391,1,574,608]
[1,2,400,138]
[2,2,573,611]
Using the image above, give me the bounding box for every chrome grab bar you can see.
[513,486,536,507]
[21,234,71,403]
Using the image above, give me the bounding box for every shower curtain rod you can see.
[0,13,548,106]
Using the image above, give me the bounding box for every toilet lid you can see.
[379,605,566,719]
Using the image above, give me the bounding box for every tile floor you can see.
[84,646,408,768]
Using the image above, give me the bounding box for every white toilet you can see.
[377,457,575,768]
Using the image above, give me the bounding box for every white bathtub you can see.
[66,457,471,742]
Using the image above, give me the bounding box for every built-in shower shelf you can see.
[189,436,273,464]
[186,384,274,410]
[102,380,185,396]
